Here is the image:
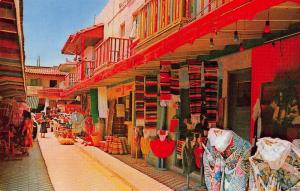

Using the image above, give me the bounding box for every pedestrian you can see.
[40,112,48,138]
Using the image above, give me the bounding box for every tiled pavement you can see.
[113,155,201,191]
[0,141,54,191]
[38,133,133,191]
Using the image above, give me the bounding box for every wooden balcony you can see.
[136,0,231,50]
[95,37,131,70]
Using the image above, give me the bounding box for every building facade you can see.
[59,0,300,176]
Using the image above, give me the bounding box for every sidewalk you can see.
[38,133,133,191]
[75,140,173,191]
[0,141,54,191]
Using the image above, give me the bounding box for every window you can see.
[30,79,41,86]
[49,80,57,88]
[120,23,125,37]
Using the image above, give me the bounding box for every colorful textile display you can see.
[145,76,158,135]
[90,89,99,123]
[203,128,251,191]
[188,60,202,117]
[176,140,185,159]
[112,117,126,136]
[140,137,151,157]
[194,145,204,169]
[204,61,218,124]
[150,138,176,158]
[249,138,300,191]
[135,76,145,127]
[98,87,108,118]
[171,63,181,102]
[102,136,128,155]
[170,118,179,132]
[160,61,171,105]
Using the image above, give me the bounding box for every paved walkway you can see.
[38,133,133,191]
[0,141,54,191]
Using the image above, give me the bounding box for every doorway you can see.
[228,69,251,140]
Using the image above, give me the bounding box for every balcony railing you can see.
[65,73,78,88]
[95,37,131,69]
[84,60,96,79]
[137,0,231,41]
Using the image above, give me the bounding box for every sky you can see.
[24,0,108,67]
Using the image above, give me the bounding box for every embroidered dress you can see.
[203,128,251,191]
[249,138,300,191]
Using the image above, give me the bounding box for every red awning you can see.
[61,24,104,55]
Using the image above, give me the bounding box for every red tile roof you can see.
[25,66,67,76]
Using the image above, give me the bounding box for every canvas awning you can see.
[0,0,26,101]
[26,96,39,109]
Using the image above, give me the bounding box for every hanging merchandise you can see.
[140,137,151,158]
[203,128,251,191]
[249,138,300,191]
[98,87,108,118]
[188,59,202,122]
[160,61,171,106]
[90,89,99,124]
[150,130,176,158]
[135,76,145,127]
[170,63,181,102]
[204,61,218,124]
[145,75,158,136]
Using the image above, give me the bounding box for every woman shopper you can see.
[40,112,48,138]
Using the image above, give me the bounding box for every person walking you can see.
[40,112,48,138]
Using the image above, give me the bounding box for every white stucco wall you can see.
[95,0,144,39]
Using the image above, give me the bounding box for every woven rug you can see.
[145,75,158,136]
[188,60,202,116]
[204,61,218,124]
[171,63,181,102]
[160,62,171,104]
[135,76,145,127]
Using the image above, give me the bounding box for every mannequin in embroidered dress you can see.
[249,137,300,190]
[203,128,251,191]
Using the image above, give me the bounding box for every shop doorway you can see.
[228,69,251,140]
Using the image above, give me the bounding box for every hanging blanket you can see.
[188,60,202,115]
[171,63,180,102]
[145,76,158,136]
[160,62,171,105]
[135,76,145,127]
[150,139,176,158]
[204,61,218,124]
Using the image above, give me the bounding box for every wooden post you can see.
[80,37,85,80]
